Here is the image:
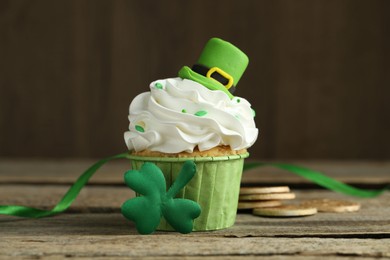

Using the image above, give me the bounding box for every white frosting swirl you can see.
[124,78,258,153]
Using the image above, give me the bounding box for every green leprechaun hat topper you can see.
[178,38,249,99]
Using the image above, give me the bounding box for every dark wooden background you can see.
[0,0,389,160]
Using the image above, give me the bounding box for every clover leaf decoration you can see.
[121,161,201,234]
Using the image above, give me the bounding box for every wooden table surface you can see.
[0,159,389,259]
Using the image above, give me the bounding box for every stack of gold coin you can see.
[238,186,295,210]
[239,186,361,218]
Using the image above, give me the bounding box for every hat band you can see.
[192,64,236,94]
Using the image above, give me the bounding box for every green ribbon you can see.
[0,154,388,218]
[0,153,130,218]
[244,162,389,198]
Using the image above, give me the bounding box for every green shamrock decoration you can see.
[121,161,201,234]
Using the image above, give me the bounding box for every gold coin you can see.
[253,205,317,217]
[240,186,290,195]
[239,192,296,201]
[238,200,282,209]
[300,199,361,213]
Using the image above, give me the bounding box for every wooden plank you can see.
[4,257,384,260]
[0,185,135,212]
[0,226,388,258]
[1,188,389,236]
[0,160,389,185]
[0,257,383,260]
[1,210,389,238]
[243,160,390,185]
[0,159,130,184]
[1,187,389,258]
[272,0,390,160]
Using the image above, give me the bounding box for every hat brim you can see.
[178,66,234,99]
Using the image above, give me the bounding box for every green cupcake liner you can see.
[129,153,249,231]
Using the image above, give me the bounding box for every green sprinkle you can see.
[155,82,163,89]
[252,109,256,117]
[194,110,207,117]
[135,125,145,132]
[236,98,241,103]
[181,109,187,113]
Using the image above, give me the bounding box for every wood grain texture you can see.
[1,159,389,185]
[1,196,389,258]
[0,234,388,258]
[0,0,389,159]
[0,162,389,258]
[0,190,389,258]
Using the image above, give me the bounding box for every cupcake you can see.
[124,38,258,231]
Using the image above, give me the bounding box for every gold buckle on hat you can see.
[206,67,234,90]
